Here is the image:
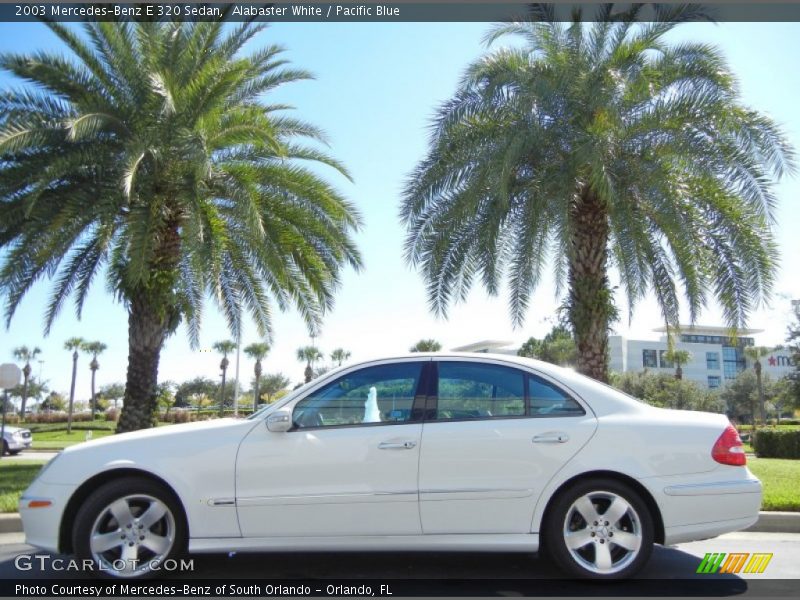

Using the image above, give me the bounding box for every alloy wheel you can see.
[89,494,176,577]
[562,490,643,575]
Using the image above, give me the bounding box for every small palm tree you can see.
[745,346,771,424]
[297,346,323,383]
[213,340,237,417]
[401,6,794,383]
[409,339,442,353]
[330,348,351,367]
[244,342,270,406]
[12,346,41,417]
[664,348,692,380]
[64,337,85,434]
[83,341,107,419]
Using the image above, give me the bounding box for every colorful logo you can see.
[696,552,773,574]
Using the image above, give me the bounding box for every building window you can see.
[708,376,721,389]
[723,346,745,380]
[642,349,658,368]
[706,352,720,370]
[659,350,673,369]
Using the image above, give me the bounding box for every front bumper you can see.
[19,480,75,553]
[5,437,32,451]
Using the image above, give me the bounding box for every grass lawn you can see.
[747,457,800,512]
[31,429,114,450]
[0,460,46,513]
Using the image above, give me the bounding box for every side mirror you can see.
[266,409,292,433]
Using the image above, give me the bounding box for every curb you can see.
[0,514,21,534]
[744,511,800,533]
[2,511,799,536]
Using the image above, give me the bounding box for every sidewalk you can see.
[2,511,799,535]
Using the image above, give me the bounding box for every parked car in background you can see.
[2,425,32,455]
[20,354,760,580]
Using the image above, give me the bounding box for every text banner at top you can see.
[6,2,800,22]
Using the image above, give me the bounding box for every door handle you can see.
[378,441,417,450]
[532,432,569,444]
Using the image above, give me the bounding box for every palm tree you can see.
[244,342,270,406]
[0,22,362,432]
[401,6,794,383]
[409,339,442,353]
[297,346,323,383]
[745,346,771,424]
[214,340,236,417]
[330,348,351,367]
[83,341,107,419]
[663,348,692,380]
[64,337,84,434]
[11,346,41,417]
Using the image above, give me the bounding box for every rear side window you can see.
[436,362,525,420]
[529,375,585,416]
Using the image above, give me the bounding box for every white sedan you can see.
[20,354,761,580]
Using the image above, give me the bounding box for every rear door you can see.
[418,358,597,534]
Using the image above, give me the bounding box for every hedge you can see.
[753,429,800,459]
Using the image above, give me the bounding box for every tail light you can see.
[712,424,747,466]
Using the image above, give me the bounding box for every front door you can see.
[418,359,597,534]
[236,360,428,537]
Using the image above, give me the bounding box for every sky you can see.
[1,20,799,400]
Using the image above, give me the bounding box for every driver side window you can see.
[292,363,423,429]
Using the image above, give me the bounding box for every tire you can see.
[543,478,654,580]
[2,441,7,456]
[72,477,187,579]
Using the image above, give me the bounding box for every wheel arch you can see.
[539,470,665,545]
[59,468,188,554]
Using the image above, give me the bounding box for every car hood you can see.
[2,425,27,435]
[42,418,259,485]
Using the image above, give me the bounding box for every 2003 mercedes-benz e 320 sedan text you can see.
[20,354,761,579]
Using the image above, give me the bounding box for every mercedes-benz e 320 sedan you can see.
[20,354,760,579]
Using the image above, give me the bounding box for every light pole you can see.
[0,363,23,459]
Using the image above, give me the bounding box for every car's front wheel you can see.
[543,478,654,579]
[72,477,186,579]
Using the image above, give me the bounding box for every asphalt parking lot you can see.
[0,531,797,596]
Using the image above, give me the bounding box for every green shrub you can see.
[753,430,800,459]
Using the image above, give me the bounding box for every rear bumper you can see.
[641,468,762,545]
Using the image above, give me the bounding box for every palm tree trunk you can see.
[568,187,612,383]
[219,368,227,418]
[19,373,29,417]
[117,219,181,433]
[755,361,765,424]
[675,365,683,380]
[90,366,97,420]
[117,294,168,432]
[67,351,78,435]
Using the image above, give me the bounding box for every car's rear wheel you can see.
[73,477,186,579]
[543,478,654,579]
